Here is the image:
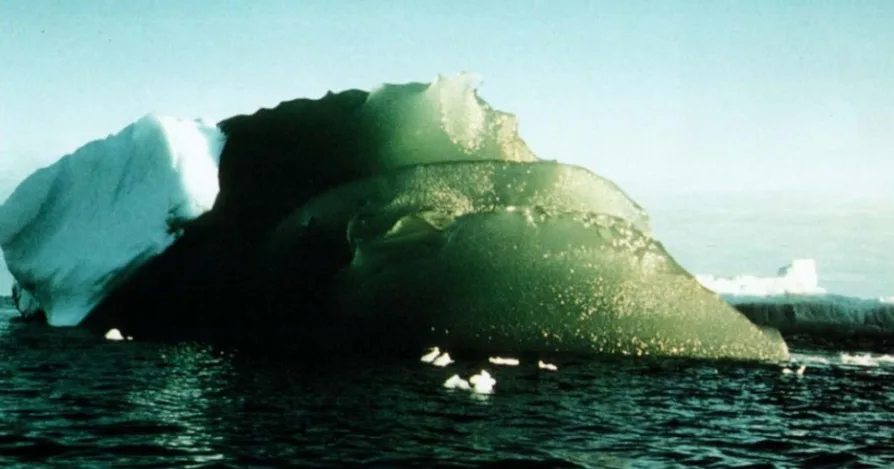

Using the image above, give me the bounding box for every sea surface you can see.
[2,308,892,468]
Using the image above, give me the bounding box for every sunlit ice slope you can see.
[0,116,224,326]
[3,73,788,361]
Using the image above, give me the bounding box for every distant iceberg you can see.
[0,115,225,326]
[696,259,827,297]
[698,259,894,347]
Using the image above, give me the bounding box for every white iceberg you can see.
[0,115,225,326]
[696,259,827,297]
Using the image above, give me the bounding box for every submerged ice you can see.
[1,73,790,361]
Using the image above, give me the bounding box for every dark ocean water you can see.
[1,308,892,469]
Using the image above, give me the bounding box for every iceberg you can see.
[697,259,894,347]
[0,116,225,326]
[2,74,789,361]
[696,259,827,297]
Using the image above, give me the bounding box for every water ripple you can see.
[1,309,893,468]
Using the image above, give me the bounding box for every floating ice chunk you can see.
[443,374,471,390]
[420,346,441,363]
[877,355,894,363]
[696,259,827,297]
[538,360,558,371]
[488,356,520,366]
[104,328,124,341]
[432,352,454,367]
[469,370,496,394]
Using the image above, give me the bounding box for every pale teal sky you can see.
[1,1,892,294]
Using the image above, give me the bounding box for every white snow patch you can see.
[0,115,225,326]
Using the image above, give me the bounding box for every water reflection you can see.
[2,310,894,468]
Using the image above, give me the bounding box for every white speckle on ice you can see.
[0,115,225,326]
